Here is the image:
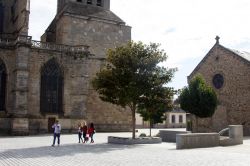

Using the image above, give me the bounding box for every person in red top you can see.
[82,122,88,143]
[88,123,95,143]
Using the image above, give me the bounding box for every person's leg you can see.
[57,133,60,145]
[52,133,56,146]
[80,133,83,142]
[78,132,81,143]
[83,133,86,143]
[90,133,94,143]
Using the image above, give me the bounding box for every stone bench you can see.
[176,133,220,149]
[159,130,190,142]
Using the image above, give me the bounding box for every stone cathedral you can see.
[0,0,131,135]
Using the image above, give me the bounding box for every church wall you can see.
[26,48,131,134]
[85,58,132,131]
[27,49,90,133]
[56,15,131,58]
[53,13,132,131]
[190,45,250,135]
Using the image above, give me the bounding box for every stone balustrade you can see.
[31,40,90,54]
[0,35,90,55]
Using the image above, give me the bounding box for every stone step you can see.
[219,136,242,146]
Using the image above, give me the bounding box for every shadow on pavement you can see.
[0,143,139,159]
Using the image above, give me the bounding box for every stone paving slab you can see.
[1,129,250,166]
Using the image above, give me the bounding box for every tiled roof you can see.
[189,42,250,78]
[227,48,250,62]
[169,109,186,113]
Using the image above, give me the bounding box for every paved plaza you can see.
[1,129,250,166]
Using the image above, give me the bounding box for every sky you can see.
[29,0,250,91]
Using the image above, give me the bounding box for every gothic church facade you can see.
[0,0,131,135]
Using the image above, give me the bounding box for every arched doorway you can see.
[0,59,6,111]
[40,59,63,114]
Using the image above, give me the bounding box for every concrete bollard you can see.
[229,125,243,144]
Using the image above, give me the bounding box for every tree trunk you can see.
[149,119,152,137]
[132,108,136,139]
[195,115,198,133]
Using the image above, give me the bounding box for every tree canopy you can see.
[92,41,177,138]
[179,75,218,118]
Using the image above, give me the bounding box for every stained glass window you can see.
[213,74,224,89]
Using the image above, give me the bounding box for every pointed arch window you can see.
[0,59,7,111]
[40,59,63,114]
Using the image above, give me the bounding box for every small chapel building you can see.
[0,0,131,135]
[189,36,250,135]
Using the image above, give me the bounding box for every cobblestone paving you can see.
[1,129,250,166]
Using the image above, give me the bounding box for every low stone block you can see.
[176,133,219,149]
[229,125,243,143]
[159,130,190,142]
[108,136,162,145]
[219,125,243,146]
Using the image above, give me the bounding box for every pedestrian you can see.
[88,123,95,143]
[78,123,83,143]
[51,120,61,146]
[82,122,88,143]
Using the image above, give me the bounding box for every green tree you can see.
[138,88,174,137]
[179,75,218,131]
[92,41,176,139]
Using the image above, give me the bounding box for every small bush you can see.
[139,133,147,137]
